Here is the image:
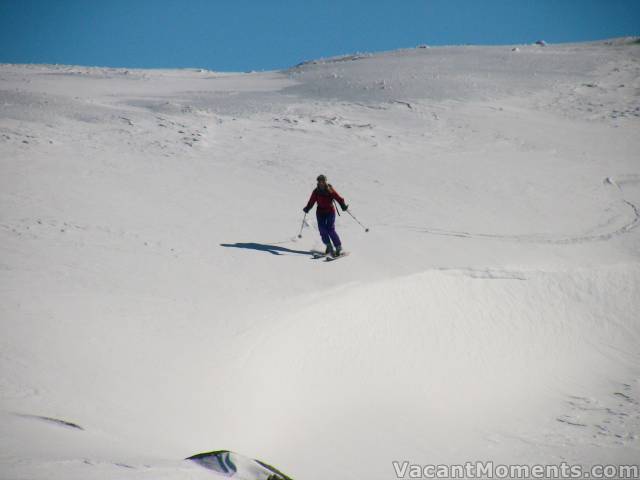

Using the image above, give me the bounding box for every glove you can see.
[340,203,348,211]
[303,206,310,213]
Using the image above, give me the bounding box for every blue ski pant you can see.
[317,211,341,247]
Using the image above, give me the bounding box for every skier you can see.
[303,174,348,257]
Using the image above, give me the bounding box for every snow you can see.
[1,38,639,479]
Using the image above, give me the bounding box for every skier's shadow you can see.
[220,242,312,256]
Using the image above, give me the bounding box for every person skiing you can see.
[303,174,348,257]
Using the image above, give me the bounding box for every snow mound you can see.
[215,265,640,477]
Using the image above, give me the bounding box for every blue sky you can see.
[1,0,639,71]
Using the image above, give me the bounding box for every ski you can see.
[325,251,350,262]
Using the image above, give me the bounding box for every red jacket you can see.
[305,185,346,214]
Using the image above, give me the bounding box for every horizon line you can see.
[1,35,638,74]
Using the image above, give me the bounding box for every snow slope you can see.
[1,38,639,479]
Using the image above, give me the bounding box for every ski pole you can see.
[346,209,370,232]
[297,212,307,238]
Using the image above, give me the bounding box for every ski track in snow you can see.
[415,175,640,245]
